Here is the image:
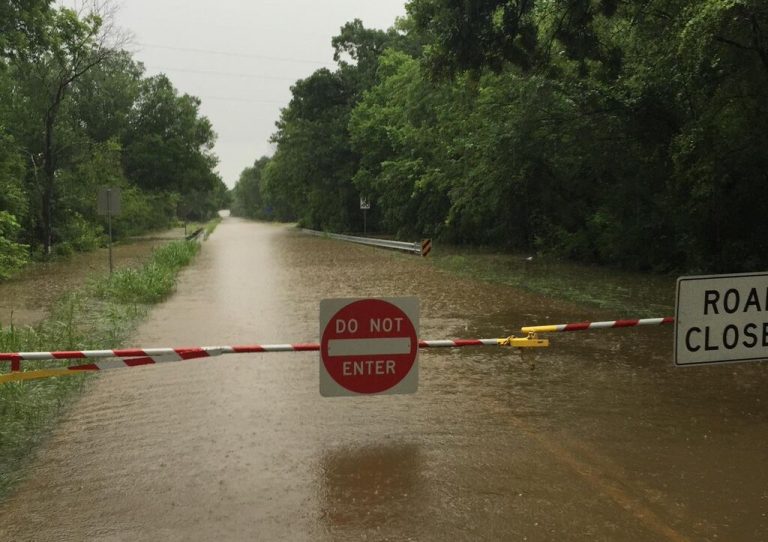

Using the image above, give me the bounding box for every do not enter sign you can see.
[319,297,419,397]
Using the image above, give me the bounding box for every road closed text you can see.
[675,274,768,366]
[684,322,768,352]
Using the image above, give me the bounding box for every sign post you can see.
[675,272,768,366]
[319,297,419,397]
[97,187,121,274]
[360,197,370,235]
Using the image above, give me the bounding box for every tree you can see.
[349,50,455,237]
[123,74,219,197]
[231,157,270,219]
[406,0,622,78]
[260,20,419,231]
[0,1,226,273]
[11,5,122,253]
[235,3,768,272]
[0,125,28,277]
[70,50,143,144]
[0,0,52,59]
[266,68,360,230]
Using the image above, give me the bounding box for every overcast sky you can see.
[62,0,408,187]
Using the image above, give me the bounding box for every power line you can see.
[198,95,288,105]
[135,42,335,66]
[144,65,299,82]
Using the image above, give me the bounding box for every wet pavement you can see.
[1,217,767,541]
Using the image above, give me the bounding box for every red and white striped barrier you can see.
[521,317,674,334]
[1,317,676,383]
[0,336,548,383]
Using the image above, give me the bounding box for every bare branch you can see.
[714,35,754,52]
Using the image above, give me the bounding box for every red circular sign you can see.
[321,299,417,394]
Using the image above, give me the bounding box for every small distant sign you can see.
[360,197,371,210]
[675,272,768,366]
[319,297,419,397]
[97,187,121,216]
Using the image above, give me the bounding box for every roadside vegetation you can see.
[204,217,222,237]
[0,2,228,281]
[430,248,675,318]
[0,237,203,497]
[231,1,768,274]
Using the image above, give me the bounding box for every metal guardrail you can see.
[185,227,205,241]
[301,229,421,255]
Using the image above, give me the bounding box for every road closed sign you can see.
[675,272,768,366]
[319,297,419,397]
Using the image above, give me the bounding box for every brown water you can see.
[0,229,186,327]
[1,217,767,541]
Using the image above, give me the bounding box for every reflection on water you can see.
[319,443,423,530]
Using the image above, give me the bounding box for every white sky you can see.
[62,0,408,187]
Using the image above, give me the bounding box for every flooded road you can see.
[1,217,767,541]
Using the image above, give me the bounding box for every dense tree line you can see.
[0,1,227,279]
[233,0,767,273]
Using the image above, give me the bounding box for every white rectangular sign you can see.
[97,187,121,216]
[675,272,768,366]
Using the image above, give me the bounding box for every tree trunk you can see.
[42,108,56,255]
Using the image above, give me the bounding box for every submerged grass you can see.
[90,241,199,304]
[431,247,676,317]
[0,237,204,497]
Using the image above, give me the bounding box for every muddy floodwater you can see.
[0,229,186,327]
[2,217,767,541]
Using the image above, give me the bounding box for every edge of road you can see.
[0,218,221,499]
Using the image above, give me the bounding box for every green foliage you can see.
[90,240,200,304]
[231,157,271,219]
[69,51,143,144]
[0,211,29,279]
[432,248,674,316]
[124,75,219,195]
[406,0,541,76]
[0,0,52,59]
[121,73,224,221]
[349,50,453,237]
[236,20,411,232]
[266,68,360,230]
[236,2,768,273]
[0,126,29,272]
[204,217,222,236]
[0,4,224,273]
[109,187,175,237]
[55,213,102,252]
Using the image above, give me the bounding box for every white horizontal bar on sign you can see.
[327,338,412,357]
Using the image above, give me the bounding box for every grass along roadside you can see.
[204,216,222,237]
[429,248,676,318]
[0,238,202,498]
